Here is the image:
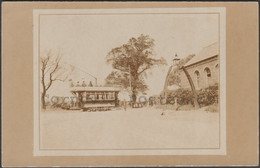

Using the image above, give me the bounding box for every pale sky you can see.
[40,13,218,97]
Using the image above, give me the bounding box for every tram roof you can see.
[70,86,120,92]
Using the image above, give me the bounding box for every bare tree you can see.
[40,50,73,109]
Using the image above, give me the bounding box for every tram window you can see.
[89,94,94,100]
[108,92,112,100]
[111,92,115,100]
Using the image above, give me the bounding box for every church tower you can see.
[173,53,180,66]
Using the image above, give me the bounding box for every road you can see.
[40,107,219,149]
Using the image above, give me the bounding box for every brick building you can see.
[177,42,219,89]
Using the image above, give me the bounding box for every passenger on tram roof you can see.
[82,81,87,87]
[88,81,93,87]
[76,81,81,87]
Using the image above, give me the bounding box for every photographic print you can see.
[33,8,226,156]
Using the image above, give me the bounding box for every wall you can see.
[179,56,219,89]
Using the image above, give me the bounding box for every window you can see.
[204,67,211,86]
[194,70,200,89]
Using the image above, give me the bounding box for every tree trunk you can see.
[182,67,200,109]
[131,74,138,105]
[131,86,137,103]
[41,91,46,110]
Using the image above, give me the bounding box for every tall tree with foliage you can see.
[106,34,166,102]
[105,70,148,94]
[168,72,181,86]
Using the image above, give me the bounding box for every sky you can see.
[40,13,218,97]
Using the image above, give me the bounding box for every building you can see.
[175,42,219,89]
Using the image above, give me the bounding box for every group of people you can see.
[70,81,93,87]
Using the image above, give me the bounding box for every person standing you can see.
[123,99,127,111]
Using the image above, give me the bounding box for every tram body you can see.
[70,86,120,111]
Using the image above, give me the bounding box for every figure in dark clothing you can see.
[82,81,87,87]
[88,81,93,87]
[76,81,81,87]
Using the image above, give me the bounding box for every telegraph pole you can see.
[128,65,133,107]
[129,65,132,90]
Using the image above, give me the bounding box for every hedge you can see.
[167,83,218,106]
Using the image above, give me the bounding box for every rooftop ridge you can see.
[202,41,218,49]
[184,41,219,67]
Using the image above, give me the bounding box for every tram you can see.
[70,86,120,111]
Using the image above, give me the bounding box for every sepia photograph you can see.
[33,8,226,156]
[2,2,259,166]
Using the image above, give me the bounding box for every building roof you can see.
[185,42,219,67]
[70,86,120,92]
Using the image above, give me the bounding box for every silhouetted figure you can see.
[82,81,87,87]
[76,81,81,87]
[88,81,93,87]
[123,99,127,111]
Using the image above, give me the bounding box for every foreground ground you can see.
[40,107,219,149]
